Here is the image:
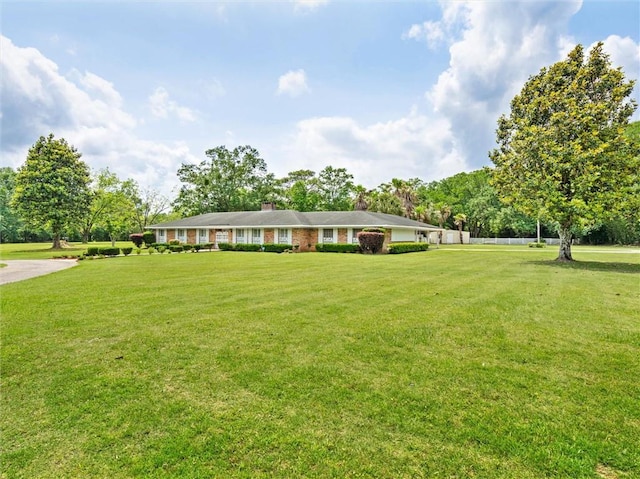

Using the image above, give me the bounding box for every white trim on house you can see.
[319,227,338,244]
[177,228,187,243]
[277,228,291,244]
[157,229,166,242]
[251,228,263,244]
[198,228,208,244]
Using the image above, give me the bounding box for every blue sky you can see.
[2,1,638,197]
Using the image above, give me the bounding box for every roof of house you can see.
[148,210,442,230]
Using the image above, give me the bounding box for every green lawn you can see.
[0,241,136,260]
[1,248,639,478]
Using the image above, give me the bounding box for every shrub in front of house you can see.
[528,241,546,248]
[234,243,262,252]
[387,242,429,254]
[218,243,234,251]
[263,243,293,253]
[193,244,202,252]
[357,228,386,254]
[129,233,144,248]
[168,245,184,253]
[315,243,360,253]
[169,239,180,246]
[98,247,120,256]
[121,247,133,256]
[142,231,156,246]
[203,243,215,251]
[87,247,100,256]
[182,244,193,252]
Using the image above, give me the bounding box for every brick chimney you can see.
[261,201,276,211]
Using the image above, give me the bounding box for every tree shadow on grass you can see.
[529,260,640,274]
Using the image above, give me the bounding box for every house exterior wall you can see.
[167,229,175,242]
[391,229,416,242]
[187,229,197,245]
[264,228,274,244]
[338,228,347,243]
[292,228,316,252]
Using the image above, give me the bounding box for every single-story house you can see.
[147,203,444,252]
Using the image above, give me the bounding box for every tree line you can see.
[2,43,638,257]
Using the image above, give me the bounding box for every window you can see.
[198,229,208,243]
[352,229,362,244]
[252,228,261,244]
[216,230,229,243]
[158,229,166,241]
[236,228,245,244]
[177,229,186,242]
[323,228,334,243]
[278,228,289,244]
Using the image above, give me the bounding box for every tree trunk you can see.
[110,233,116,247]
[81,231,90,244]
[458,225,464,244]
[51,232,62,249]
[556,225,573,261]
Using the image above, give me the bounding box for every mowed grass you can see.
[1,248,639,478]
[0,241,135,260]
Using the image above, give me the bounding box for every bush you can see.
[135,248,142,255]
[86,247,100,256]
[263,243,293,253]
[169,239,180,246]
[387,242,429,254]
[528,242,546,248]
[362,227,386,234]
[121,247,133,256]
[98,247,120,256]
[203,243,214,251]
[142,231,156,246]
[218,242,234,251]
[193,244,202,252]
[148,247,156,255]
[169,245,184,253]
[357,231,385,254]
[129,233,144,248]
[182,244,193,252]
[157,246,166,254]
[234,243,262,252]
[316,243,360,253]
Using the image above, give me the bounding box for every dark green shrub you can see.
[169,239,180,246]
[142,231,156,246]
[233,243,262,252]
[87,246,100,256]
[169,245,184,253]
[528,242,546,248]
[263,243,293,253]
[203,243,214,251]
[357,231,385,254]
[129,233,144,248]
[98,247,120,256]
[182,244,193,252]
[387,242,429,254]
[121,247,133,256]
[193,244,202,252]
[218,242,234,251]
[315,243,360,253]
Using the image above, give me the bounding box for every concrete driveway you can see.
[0,259,78,285]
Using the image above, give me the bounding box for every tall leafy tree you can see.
[277,169,320,212]
[0,167,23,243]
[174,145,273,215]
[315,166,356,211]
[12,134,91,249]
[490,43,638,260]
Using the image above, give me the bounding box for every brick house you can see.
[147,203,443,252]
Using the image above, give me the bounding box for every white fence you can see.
[469,237,560,245]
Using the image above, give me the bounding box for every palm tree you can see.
[453,213,467,244]
[391,178,417,218]
[353,185,369,211]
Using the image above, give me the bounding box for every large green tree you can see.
[174,145,275,215]
[0,167,24,243]
[490,43,638,260]
[12,134,92,249]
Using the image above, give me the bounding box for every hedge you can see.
[98,247,120,256]
[234,243,262,252]
[142,231,156,246]
[218,243,234,251]
[315,243,360,253]
[263,243,293,253]
[121,247,133,256]
[357,231,385,254]
[387,242,429,254]
[86,247,100,256]
[168,245,184,253]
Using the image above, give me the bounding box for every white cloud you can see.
[281,108,466,188]
[292,0,329,13]
[0,35,198,195]
[403,21,445,49]
[148,86,196,122]
[277,69,310,98]
[599,35,640,82]
[423,0,584,167]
